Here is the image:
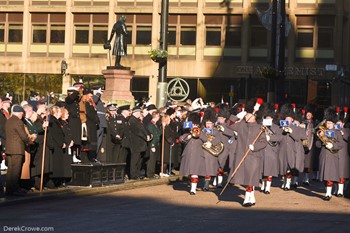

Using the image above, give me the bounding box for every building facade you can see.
[0,0,349,110]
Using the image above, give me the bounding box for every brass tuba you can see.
[315,120,338,153]
[202,132,224,157]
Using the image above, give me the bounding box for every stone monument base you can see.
[102,68,135,107]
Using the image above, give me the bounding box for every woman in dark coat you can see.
[161,114,176,176]
[30,106,51,189]
[81,89,99,162]
[59,107,74,184]
[48,106,65,187]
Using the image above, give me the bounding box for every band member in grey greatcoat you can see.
[333,109,349,197]
[278,103,306,191]
[315,106,343,200]
[259,103,283,194]
[226,98,267,207]
[179,112,206,195]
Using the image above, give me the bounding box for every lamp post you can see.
[156,0,169,108]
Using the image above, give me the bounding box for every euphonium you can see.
[202,132,224,157]
[315,120,338,153]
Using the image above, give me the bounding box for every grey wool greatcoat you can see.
[315,129,343,182]
[179,132,206,177]
[262,123,283,177]
[278,124,306,175]
[227,121,267,187]
[337,128,350,179]
[199,127,224,176]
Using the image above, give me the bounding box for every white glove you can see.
[204,142,212,148]
[266,134,271,141]
[151,147,156,152]
[236,111,247,120]
[283,127,293,133]
[326,142,333,149]
[249,144,254,151]
[234,131,238,137]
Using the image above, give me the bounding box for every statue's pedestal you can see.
[102,68,135,106]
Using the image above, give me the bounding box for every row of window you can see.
[0,13,335,53]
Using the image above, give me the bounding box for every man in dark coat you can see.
[93,86,107,156]
[5,105,36,195]
[128,106,152,179]
[107,15,128,68]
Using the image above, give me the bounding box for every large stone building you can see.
[1,0,349,110]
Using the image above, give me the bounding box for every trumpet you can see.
[190,126,201,138]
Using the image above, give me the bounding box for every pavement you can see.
[0,171,181,207]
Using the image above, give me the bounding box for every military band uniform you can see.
[336,126,350,196]
[228,120,267,187]
[315,130,342,195]
[260,123,283,193]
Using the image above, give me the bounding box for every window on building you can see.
[181,26,196,45]
[168,26,176,45]
[50,25,65,43]
[8,13,23,43]
[206,27,221,46]
[73,13,108,45]
[93,25,108,44]
[136,26,151,45]
[250,15,267,48]
[180,15,196,46]
[8,24,22,43]
[31,13,65,44]
[0,24,4,42]
[135,14,152,45]
[296,15,334,50]
[33,25,47,43]
[297,28,313,47]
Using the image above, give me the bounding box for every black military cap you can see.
[92,85,105,91]
[146,104,157,111]
[107,104,117,111]
[118,105,130,113]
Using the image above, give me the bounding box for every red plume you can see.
[274,103,279,110]
[257,98,263,105]
[214,107,219,114]
[291,103,296,109]
[343,107,348,113]
[336,106,341,113]
[302,109,305,115]
[199,111,204,118]
[241,104,245,110]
